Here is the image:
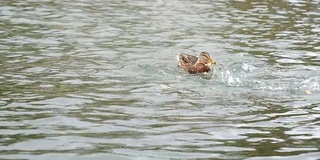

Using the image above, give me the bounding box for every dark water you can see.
[1,0,320,159]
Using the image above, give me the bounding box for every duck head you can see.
[198,52,216,67]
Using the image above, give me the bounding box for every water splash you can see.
[299,76,320,91]
[214,62,253,87]
[213,62,320,92]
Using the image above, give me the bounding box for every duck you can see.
[176,51,216,74]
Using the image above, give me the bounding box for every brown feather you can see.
[177,52,215,74]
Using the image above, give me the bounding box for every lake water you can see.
[0,0,320,159]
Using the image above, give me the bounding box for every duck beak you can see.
[209,59,216,66]
[205,59,216,67]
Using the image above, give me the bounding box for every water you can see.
[0,0,320,159]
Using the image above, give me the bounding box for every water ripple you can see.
[1,0,320,159]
